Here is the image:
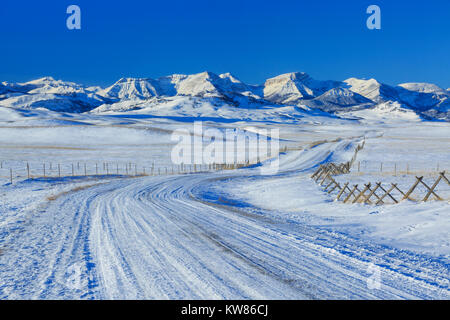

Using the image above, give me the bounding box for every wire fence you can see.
[0,144,289,184]
[351,160,450,176]
[0,160,252,184]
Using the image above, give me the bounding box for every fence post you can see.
[440,171,450,186]
[418,176,443,201]
[58,164,61,177]
[392,183,406,198]
[327,180,341,194]
[376,184,397,204]
[402,176,422,201]
[10,168,13,184]
[363,183,381,204]
[353,183,371,203]
[343,185,358,203]
[311,165,323,179]
[422,175,442,202]
[324,179,335,191]
[27,162,30,179]
[320,172,331,185]
[315,166,328,182]
[336,182,349,201]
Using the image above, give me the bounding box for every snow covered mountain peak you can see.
[20,76,87,90]
[343,77,381,92]
[210,71,242,80]
[170,71,256,99]
[25,76,56,84]
[115,77,151,84]
[95,71,252,101]
[1,72,449,121]
[100,77,159,100]
[263,72,312,89]
[343,77,399,103]
[398,82,446,94]
[263,72,341,104]
[219,72,241,82]
[172,71,223,97]
[197,71,219,79]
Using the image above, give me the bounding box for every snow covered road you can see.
[0,140,449,299]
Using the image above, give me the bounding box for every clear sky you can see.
[1,0,449,88]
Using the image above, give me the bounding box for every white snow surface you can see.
[0,75,449,299]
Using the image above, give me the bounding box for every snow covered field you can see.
[0,74,449,299]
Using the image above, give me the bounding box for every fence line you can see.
[311,140,450,205]
[0,143,292,185]
[352,160,448,176]
[1,160,255,184]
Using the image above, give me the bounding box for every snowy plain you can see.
[0,74,449,299]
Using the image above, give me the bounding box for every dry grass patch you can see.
[46,183,104,201]
[309,137,342,148]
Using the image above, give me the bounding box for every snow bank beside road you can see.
[215,174,450,256]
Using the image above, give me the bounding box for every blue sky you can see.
[0,0,449,88]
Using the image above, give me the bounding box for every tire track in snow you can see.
[82,170,447,299]
[1,139,448,299]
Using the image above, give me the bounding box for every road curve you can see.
[1,142,449,299]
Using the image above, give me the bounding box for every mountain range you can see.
[1,72,449,121]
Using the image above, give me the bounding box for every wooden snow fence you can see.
[313,164,450,205]
[310,140,365,183]
[310,141,450,205]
